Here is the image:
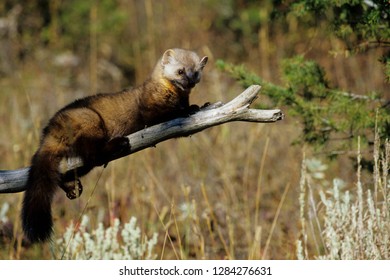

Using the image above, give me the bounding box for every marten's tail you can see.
[22,151,60,243]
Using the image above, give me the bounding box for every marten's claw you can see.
[200,102,211,109]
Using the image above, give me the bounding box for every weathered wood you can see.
[0,168,29,193]
[0,85,283,193]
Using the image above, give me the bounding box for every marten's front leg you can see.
[106,137,130,155]
[100,137,131,165]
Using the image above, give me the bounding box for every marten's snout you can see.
[187,71,200,88]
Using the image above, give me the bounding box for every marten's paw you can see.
[187,103,212,115]
[60,179,83,200]
[187,104,200,115]
[105,137,131,157]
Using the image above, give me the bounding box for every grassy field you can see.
[0,1,388,259]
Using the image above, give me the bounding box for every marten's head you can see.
[156,48,208,92]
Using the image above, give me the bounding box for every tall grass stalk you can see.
[155,203,180,260]
[200,183,232,259]
[297,152,308,260]
[262,182,290,259]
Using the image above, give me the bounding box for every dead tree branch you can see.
[0,85,283,194]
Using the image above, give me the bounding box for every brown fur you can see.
[22,49,208,243]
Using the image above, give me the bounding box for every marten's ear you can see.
[161,49,176,66]
[199,56,208,69]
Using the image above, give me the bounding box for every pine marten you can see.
[22,48,208,243]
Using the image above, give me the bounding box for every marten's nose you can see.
[187,71,199,87]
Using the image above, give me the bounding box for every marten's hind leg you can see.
[59,137,130,200]
[54,107,108,199]
[60,179,83,200]
[60,163,97,199]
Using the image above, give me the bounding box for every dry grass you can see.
[298,137,390,259]
[0,1,387,259]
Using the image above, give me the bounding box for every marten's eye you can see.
[177,69,185,75]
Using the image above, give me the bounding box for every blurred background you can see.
[0,0,388,259]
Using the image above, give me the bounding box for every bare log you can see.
[0,85,283,193]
